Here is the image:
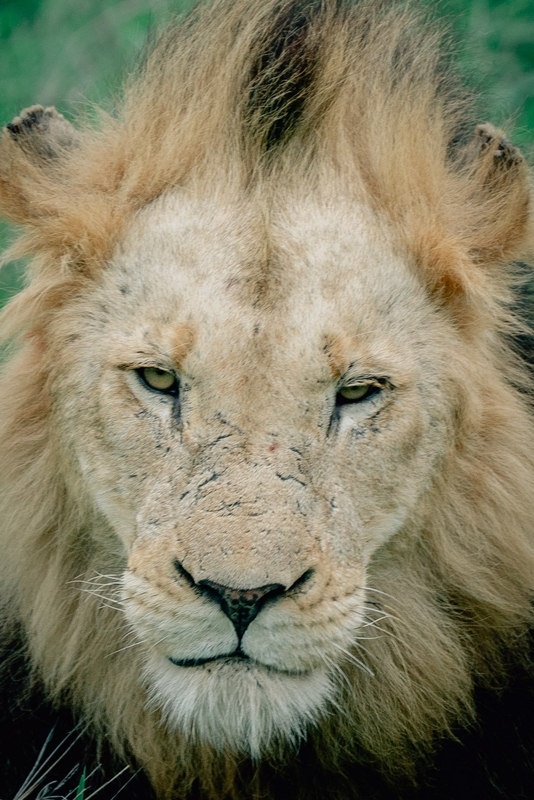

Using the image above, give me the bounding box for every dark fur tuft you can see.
[246,0,335,149]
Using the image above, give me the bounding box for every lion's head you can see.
[1,1,534,797]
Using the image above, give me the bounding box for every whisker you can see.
[320,653,357,702]
[71,577,121,586]
[93,571,123,580]
[80,589,123,607]
[329,641,375,677]
[81,587,123,598]
[69,571,125,615]
[363,586,396,601]
[105,640,145,658]
[106,628,176,660]
[361,614,391,627]
[320,652,350,688]
[359,620,393,638]
[362,622,402,642]
[362,605,392,616]
[352,640,375,659]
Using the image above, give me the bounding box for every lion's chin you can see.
[143,652,335,758]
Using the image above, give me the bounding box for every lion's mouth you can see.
[168,649,311,675]
[169,649,250,668]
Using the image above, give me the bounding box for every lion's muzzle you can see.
[173,559,313,645]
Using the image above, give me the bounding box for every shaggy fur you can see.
[1,1,534,799]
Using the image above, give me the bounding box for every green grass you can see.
[422,0,534,145]
[0,0,533,302]
[12,729,134,799]
[75,768,86,800]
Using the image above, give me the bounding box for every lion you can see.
[1,1,534,798]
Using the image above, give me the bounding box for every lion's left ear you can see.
[463,123,531,262]
[0,105,79,225]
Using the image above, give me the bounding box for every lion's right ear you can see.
[0,105,79,224]
[462,123,532,262]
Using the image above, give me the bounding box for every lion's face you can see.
[49,190,453,756]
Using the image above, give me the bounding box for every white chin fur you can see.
[144,653,335,759]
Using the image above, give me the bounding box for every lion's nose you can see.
[196,579,285,638]
[174,560,314,638]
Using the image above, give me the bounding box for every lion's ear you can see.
[463,123,531,262]
[0,105,79,224]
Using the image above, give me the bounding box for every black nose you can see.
[174,561,313,639]
[197,579,285,639]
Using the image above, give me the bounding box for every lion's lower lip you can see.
[168,652,250,668]
[167,653,313,677]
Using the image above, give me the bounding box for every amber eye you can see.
[336,383,377,405]
[138,367,178,394]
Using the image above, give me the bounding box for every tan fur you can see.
[1,2,534,798]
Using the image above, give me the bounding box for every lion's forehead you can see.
[121,192,423,317]
[100,191,432,372]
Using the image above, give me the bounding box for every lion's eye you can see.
[138,367,178,394]
[336,384,377,405]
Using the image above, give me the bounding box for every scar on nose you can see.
[170,323,195,368]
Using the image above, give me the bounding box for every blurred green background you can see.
[0,0,533,305]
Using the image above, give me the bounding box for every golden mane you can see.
[0,0,530,311]
[1,2,534,798]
